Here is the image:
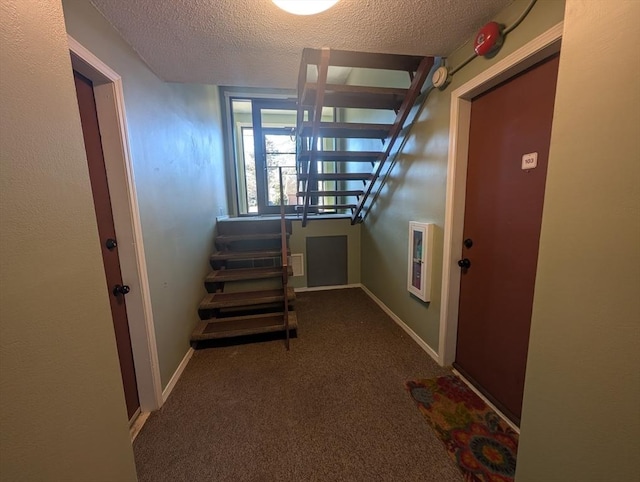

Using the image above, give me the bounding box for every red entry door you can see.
[74,71,140,420]
[454,55,560,425]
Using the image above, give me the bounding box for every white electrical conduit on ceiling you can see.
[448,0,538,76]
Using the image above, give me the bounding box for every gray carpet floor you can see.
[133,288,463,481]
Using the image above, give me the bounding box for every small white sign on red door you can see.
[522,152,538,170]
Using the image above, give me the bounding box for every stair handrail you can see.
[278,167,290,350]
[351,56,434,224]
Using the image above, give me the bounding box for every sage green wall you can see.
[289,219,361,289]
[62,0,228,388]
[358,0,566,351]
[515,1,640,480]
[0,0,137,480]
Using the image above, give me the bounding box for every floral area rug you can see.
[406,375,519,482]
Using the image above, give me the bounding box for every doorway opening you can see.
[68,36,162,421]
[452,54,560,425]
[438,23,564,425]
[73,70,140,419]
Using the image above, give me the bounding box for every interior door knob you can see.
[113,284,130,296]
[457,258,471,269]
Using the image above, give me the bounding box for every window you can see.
[227,92,335,215]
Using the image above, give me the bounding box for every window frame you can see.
[222,88,337,216]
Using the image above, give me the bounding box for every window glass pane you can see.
[232,99,254,214]
[261,109,296,128]
[265,133,296,157]
[241,128,258,213]
[265,133,297,206]
[266,165,297,207]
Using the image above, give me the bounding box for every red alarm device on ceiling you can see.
[474,21,504,57]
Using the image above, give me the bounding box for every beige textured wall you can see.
[359,0,566,350]
[516,1,640,480]
[62,0,228,387]
[0,0,137,480]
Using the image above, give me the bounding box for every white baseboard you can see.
[294,283,361,293]
[130,411,150,442]
[452,369,520,434]
[360,284,441,364]
[162,347,194,404]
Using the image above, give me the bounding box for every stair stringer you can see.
[355,86,435,224]
[294,48,436,226]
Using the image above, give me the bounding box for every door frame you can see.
[438,23,564,366]
[68,35,163,411]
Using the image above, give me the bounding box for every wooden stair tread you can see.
[298,173,374,181]
[191,312,297,341]
[206,266,292,283]
[302,83,408,110]
[302,48,425,72]
[298,151,383,162]
[210,249,288,261]
[200,287,296,309]
[300,122,391,139]
[296,190,364,197]
[216,233,288,243]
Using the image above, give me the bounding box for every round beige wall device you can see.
[432,66,450,89]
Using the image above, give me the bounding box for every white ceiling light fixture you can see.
[272,0,340,16]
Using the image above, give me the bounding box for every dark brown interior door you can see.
[74,71,140,420]
[454,55,560,425]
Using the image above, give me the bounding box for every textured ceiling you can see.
[90,0,512,88]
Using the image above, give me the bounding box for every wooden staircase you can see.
[296,48,435,226]
[191,217,296,348]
